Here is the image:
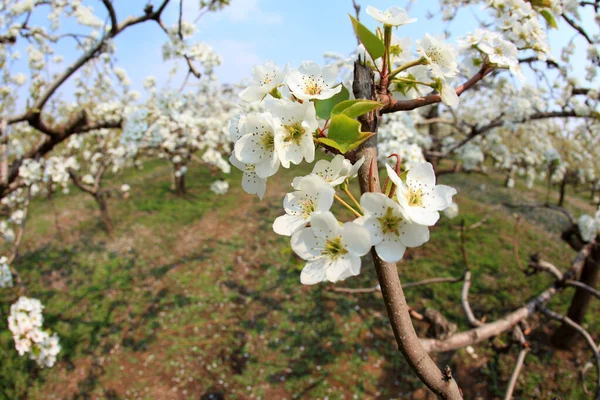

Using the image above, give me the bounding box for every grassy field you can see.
[0,157,598,399]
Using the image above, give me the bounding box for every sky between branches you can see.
[10,0,598,103]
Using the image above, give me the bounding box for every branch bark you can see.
[351,58,463,399]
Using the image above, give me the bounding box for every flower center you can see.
[377,207,403,235]
[261,131,275,152]
[262,73,274,85]
[493,46,504,57]
[300,199,316,219]
[406,188,424,207]
[284,122,305,145]
[305,80,323,95]
[425,45,444,64]
[390,44,403,57]
[246,164,256,172]
[322,236,348,259]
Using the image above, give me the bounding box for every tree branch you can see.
[101,0,118,35]
[538,306,600,400]
[352,59,463,399]
[381,65,493,114]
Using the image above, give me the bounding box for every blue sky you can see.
[10,0,598,102]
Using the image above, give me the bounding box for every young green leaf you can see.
[540,9,558,29]
[349,14,385,60]
[314,84,350,120]
[318,114,376,153]
[331,99,385,119]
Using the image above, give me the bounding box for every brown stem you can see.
[94,193,113,235]
[7,187,32,295]
[352,59,463,399]
[552,243,600,347]
[503,344,529,400]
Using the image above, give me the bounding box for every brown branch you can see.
[156,20,201,79]
[381,65,494,114]
[420,285,557,353]
[0,118,122,199]
[421,245,593,353]
[331,285,379,294]
[563,14,595,46]
[446,110,589,155]
[7,1,173,131]
[331,275,462,294]
[101,0,118,35]
[68,169,96,196]
[503,340,529,400]
[538,306,600,400]
[565,279,600,300]
[403,276,462,288]
[518,56,560,69]
[352,59,463,399]
[460,222,483,327]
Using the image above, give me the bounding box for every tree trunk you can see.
[350,59,463,399]
[174,172,186,196]
[557,175,568,207]
[552,244,600,347]
[94,194,113,235]
[503,168,514,188]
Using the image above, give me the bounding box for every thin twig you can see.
[503,344,529,400]
[512,215,525,271]
[538,306,600,400]
[331,275,462,294]
[460,222,483,327]
[565,279,600,300]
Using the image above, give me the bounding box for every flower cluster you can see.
[0,256,12,288]
[272,159,456,284]
[8,296,61,368]
[578,207,600,242]
[230,60,338,199]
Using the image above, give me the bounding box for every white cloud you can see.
[219,0,283,25]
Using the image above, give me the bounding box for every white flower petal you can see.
[406,162,436,188]
[291,227,322,259]
[300,258,327,285]
[310,211,341,240]
[325,256,360,282]
[375,239,406,263]
[398,222,430,247]
[273,214,307,237]
[342,222,372,256]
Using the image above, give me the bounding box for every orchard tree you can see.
[0,0,229,369]
[126,77,235,196]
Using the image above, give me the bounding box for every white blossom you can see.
[273,175,334,236]
[291,211,371,284]
[286,61,342,101]
[365,6,416,27]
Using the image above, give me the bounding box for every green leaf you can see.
[349,14,385,60]
[331,99,385,119]
[317,114,375,153]
[540,9,558,29]
[314,84,350,120]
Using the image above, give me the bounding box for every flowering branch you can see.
[352,58,464,399]
[381,65,494,114]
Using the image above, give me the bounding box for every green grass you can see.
[0,158,597,399]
